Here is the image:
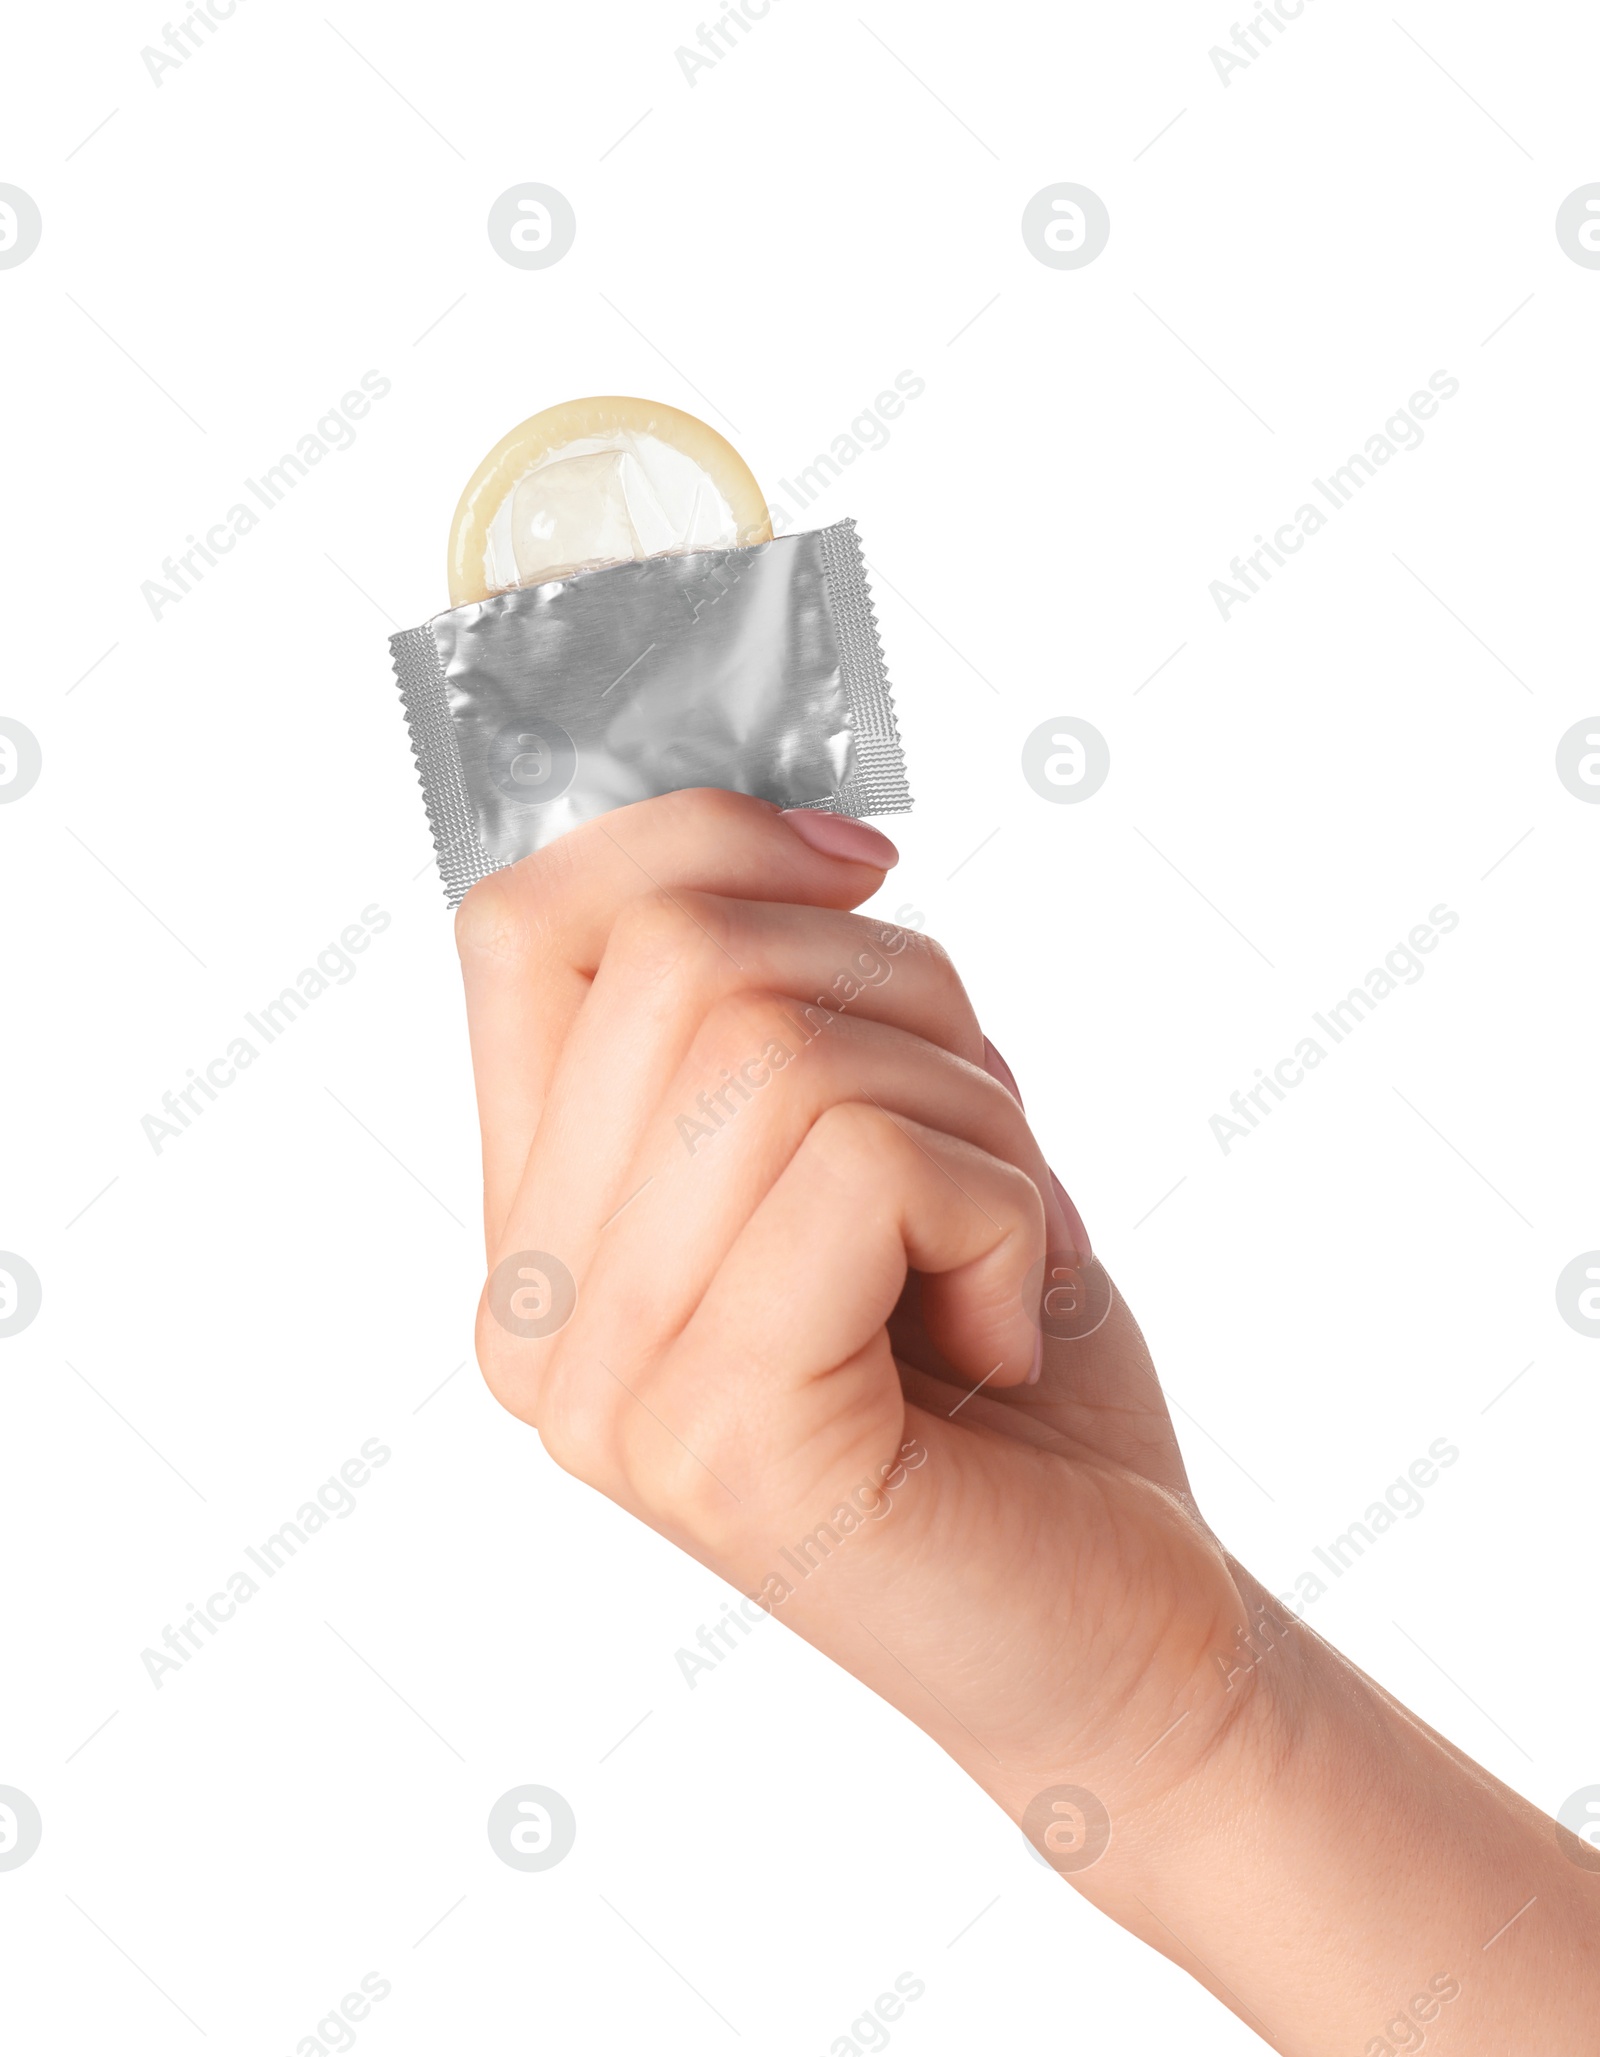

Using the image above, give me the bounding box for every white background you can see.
[2,0,1598,2049]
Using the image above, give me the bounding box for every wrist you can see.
[1071,1555,1334,1900]
[1061,1557,1600,2054]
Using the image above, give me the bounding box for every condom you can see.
[446,394,772,603]
[391,397,910,903]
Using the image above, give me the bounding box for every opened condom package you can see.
[389,396,913,904]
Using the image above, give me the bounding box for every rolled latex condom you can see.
[447,395,773,606]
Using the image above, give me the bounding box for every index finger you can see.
[454,787,898,1246]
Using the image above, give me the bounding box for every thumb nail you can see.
[779,810,899,868]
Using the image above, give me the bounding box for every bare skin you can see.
[457,787,1598,2054]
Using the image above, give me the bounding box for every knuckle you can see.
[456,835,587,966]
[476,1299,619,1485]
[832,916,906,985]
[698,987,801,1069]
[621,1399,742,1537]
[921,932,967,1001]
[473,1296,534,1421]
[660,784,770,839]
[606,889,685,973]
[805,1100,901,1184]
[907,928,978,1028]
[895,922,954,974]
[542,1360,732,1535]
[997,1155,1050,1239]
[607,886,724,980]
[861,921,982,1054]
[655,1450,739,1538]
[454,868,530,966]
[537,1374,617,1485]
[960,1146,1049,1259]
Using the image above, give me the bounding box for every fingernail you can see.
[1050,1169,1092,1268]
[779,809,899,868]
[981,1036,1023,1107]
[1027,1330,1043,1384]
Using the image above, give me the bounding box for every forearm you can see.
[1075,1563,1598,2053]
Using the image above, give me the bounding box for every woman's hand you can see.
[456,788,1600,2055]
[457,789,1252,1815]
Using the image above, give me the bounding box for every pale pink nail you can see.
[983,1038,1088,1266]
[981,1036,1023,1107]
[779,810,899,868]
[1050,1169,1092,1267]
[1027,1331,1043,1384]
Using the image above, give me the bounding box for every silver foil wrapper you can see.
[390,518,911,905]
